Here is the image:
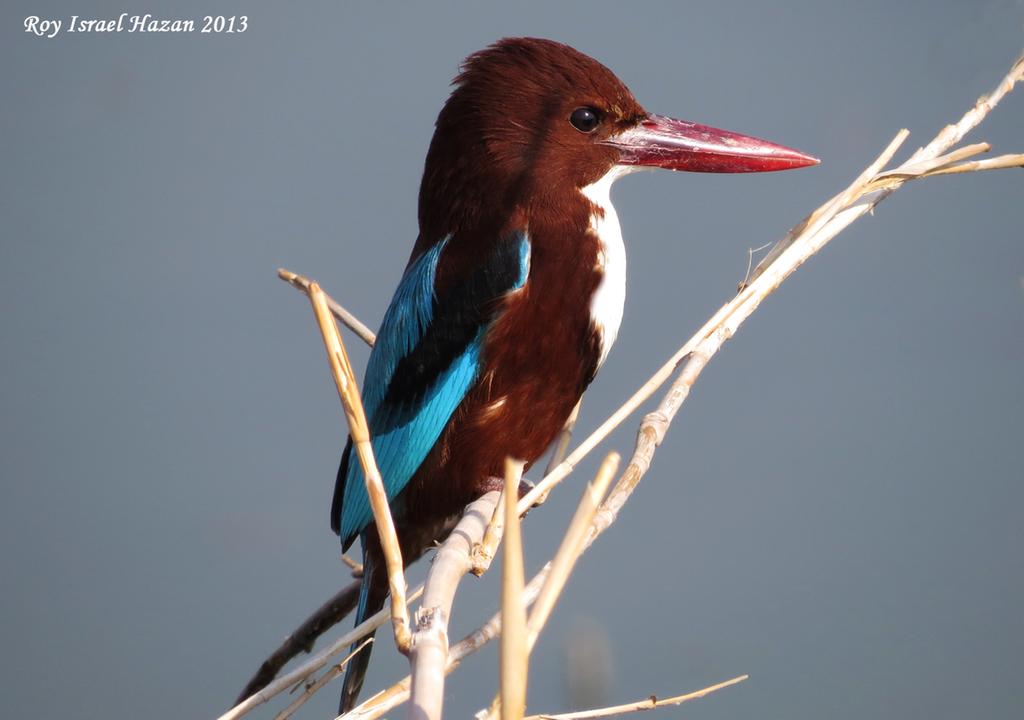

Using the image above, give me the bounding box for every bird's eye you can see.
[569,107,600,133]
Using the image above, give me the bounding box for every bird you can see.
[332,36,817,712]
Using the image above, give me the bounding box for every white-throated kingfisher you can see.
[332,37,817,710]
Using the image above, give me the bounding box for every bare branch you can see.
[407,492,502,720]
[307,283,412,654]
[273,639,373,720]
[544,399,582,477]
[499,460,528,720]
[527,453,618,650]
[234,274,376,705]
[233,580,361,705]
[481,453,619,720]
[917,152,1024,177]
[279,268,376,346]
[750,51,1024,280]
[220,584,424,720]
[522,675,748,720]
[341,568,553,720]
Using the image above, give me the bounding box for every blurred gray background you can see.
[2,2,1022,718]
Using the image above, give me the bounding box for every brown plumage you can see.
[333,37,817,711]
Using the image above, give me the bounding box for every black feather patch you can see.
[377,231,529,430]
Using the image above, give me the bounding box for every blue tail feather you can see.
[339,546,384,713]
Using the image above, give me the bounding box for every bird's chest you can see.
[580,173,627,369]
[484,185,626,406]
[444,195,627,483]
[493,177,628,380]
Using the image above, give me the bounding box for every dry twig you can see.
[221,584,424,720]
[407,492,502,720]
[233,581,361,705]
[279,269,376,346]
[308,283,413,654]
[340,567,553,720]
[482,453,619,720]
[233,276,376,704]
[544,400,582,476]
[522,675,748,720]
[498,459,528,720]
[273,639,373,720]
[749,52,1024,281]
[526,453,618,650]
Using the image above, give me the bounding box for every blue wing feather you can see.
[335,232,529,545]
[361,240,446,419]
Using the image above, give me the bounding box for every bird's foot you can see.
[469,475,538,576]
[478,474,535,500]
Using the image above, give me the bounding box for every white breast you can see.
[581,166,631,369]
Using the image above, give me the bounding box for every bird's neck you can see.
[579,167,628,369]
[415,161,629,371]
[495,168,627,373]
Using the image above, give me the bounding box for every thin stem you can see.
[220,585,424,720]
[522,675,748,720]
[499,459,528,720]
[308,284,411,653]
[233,581,361,704]
[273,639,373,720]
[527,453,618,650]
[481,453,620,720]
[407,492,502,720]
[279,268,376,346]
[544,400,582,476]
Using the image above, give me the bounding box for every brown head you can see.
[417,37,817,244]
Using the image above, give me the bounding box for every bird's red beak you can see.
[603,114,819,173]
